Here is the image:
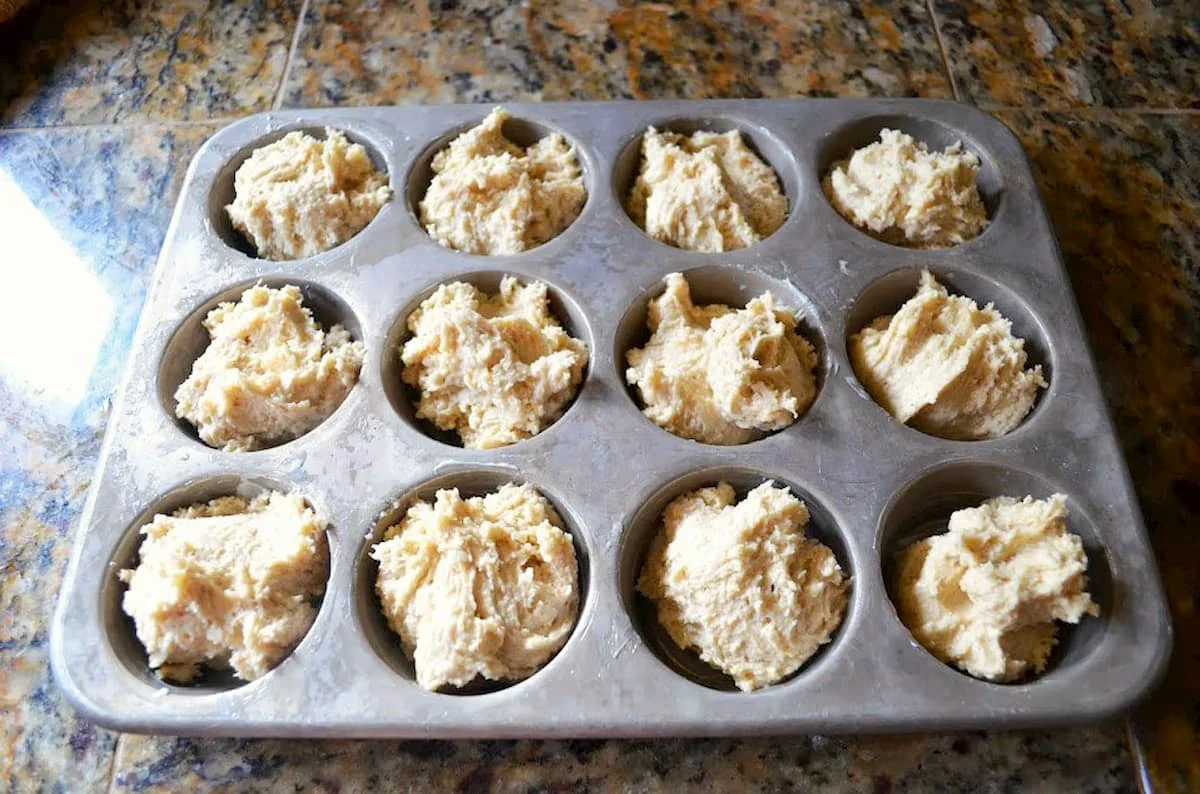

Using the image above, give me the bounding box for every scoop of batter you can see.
[625,127,787,252]
[824,128,988,248]
[175,284,365,451]
[418,108,586,255]
[400,277,587,449]
[119,491,328,683]
[372,482,579,691]
[849,270,1045,440]
[639,481,848,691]
[896,494,1099,682]
[226,128,391,260]
[626,273,818,445]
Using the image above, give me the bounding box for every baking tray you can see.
[50,99,1172,737]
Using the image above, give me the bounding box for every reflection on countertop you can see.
[0,1,1195,791]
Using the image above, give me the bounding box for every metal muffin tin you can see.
[51,99,1172,737]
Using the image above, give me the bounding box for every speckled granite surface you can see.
[993,111,1198,794]
[0,123,220,788]
[933,0,1199,109]
[281,0,953,105]
[0,0,301,127]
[106,729,1134,792]
[0,1,1196,792]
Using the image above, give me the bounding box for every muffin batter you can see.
[226,128,391,260]
[639,481,849,691]
[418,108,586,254]
[625,127,787,252]
[176,284,365,452]
[824,128,988,248]
[372,482,579,691]
[626,273,818,445]
[400,277,587,449]
[849,271,1045,440]
[896,494,1099,682]
[120,491,328,683]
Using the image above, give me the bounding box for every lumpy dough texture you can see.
[226,128,391,260]
[119,491,328,682]
[372,482,579,691]
[626,273,818,445]
[418,108,586,254]
[849,271,1046,440]
[176,284,365,451]
[824,128,988,248]
[639,482,849,691]
[625,127,787,252]
[896,494,1099,682]
[401,277,587,449]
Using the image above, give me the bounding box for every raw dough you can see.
[226,128,391,260]
[400,277,587,449]
[639,481,849,691]
[625,127,787,252]
[119,491,328,682]
[176,284,365,452]
[824,128,988,248]
[625,273,818,445]
[849,270,1046,441]
[895,494,1099,682]
[372,482,579,691]
[418,108,586,255]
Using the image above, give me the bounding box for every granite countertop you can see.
[1,1,1195,791]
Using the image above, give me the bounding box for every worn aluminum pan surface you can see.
[51,99,1171,737]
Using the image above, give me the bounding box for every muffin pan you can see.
[51,99,1171,737]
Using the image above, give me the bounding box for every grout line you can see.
[105,733,125,794]
[273,0,311,111]
[925,0,961,101]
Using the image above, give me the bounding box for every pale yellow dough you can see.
[372,482,579,691]
[639,482,849,691]
[400,277,587,449]
[119,491,328,682]
[625,127,787,252]
[418,108,586,255]
[176,284,365,452]
[226,128,391,260]
[824,128,988,248]
[625,273,818,445]
[849,271,1046,440]
[896,494,1099,682]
